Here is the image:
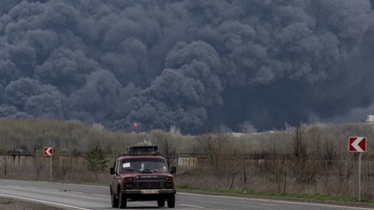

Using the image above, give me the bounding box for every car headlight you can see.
[125,182,134,189]
[165,182,173,189]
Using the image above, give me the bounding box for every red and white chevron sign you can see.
[44,147,53,156]
[349,137,367,152]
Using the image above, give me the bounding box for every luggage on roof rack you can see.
[127,145,158,154]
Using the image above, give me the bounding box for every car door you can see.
[111,159,119,194]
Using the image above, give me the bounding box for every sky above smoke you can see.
[1,0,374,134]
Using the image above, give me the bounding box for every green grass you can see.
[176,184,366,203]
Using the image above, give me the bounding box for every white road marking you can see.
[0,193,90,210]
[69,191,85,194]
[44,188,58,191]
[178,192,374,210]
[25,186,39,189]
[180,204,206,208]
[90,193,109,198]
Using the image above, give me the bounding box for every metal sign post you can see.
[348,137,367,202]
[50,155,52,182]
[44,147,53,182]
[358,152,361,202]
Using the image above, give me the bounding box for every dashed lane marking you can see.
[180,204,206,208]
[90,193,108,198]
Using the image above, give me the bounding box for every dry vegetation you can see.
[0,196,64,210]
[0,118,374,201]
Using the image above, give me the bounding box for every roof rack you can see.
[117,145,161,157]
[120,152,162,157]
[127,145,158,154]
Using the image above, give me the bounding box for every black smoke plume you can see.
[1,0,374,133]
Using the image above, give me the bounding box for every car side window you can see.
[114,160,119,173]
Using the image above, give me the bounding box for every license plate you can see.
[141,190,159,194]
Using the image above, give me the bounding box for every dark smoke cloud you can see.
[34,47,101,94]
[0,83,3,103]
[0,0,374,133]
[3,78,65,119]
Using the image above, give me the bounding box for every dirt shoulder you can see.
[0,196,66,210]
[177,189,374,209]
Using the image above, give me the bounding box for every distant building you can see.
[231,132,246,137]
[365,115,374,124]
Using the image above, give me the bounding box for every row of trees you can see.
[0,119,193,156]
[176,123,374,200]
[1,118,374,199]
[2,118,372,157]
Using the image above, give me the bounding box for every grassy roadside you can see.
[176,184,372,204]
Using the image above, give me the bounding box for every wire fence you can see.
[0,149,372,160]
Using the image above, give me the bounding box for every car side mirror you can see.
[110,167,115,175]
[170,166,176,174]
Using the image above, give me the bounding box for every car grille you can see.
[135,181,163,189]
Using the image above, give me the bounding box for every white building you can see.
[365,115,374,124]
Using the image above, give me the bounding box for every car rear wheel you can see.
[118,192,127,208]
[167,195,175,208]
[157,199,165,207]
[111,191,119,208]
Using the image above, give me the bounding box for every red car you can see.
[110,146,177,208]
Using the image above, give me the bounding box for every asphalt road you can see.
[0,179,372,210]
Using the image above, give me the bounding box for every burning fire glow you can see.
[133,122,141,130]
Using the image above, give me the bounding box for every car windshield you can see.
[121,158,167,172]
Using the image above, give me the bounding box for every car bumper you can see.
[121,189,176,195]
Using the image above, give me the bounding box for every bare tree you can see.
[196,126,232,176]
[294,124,306,158]
[53,155,72,180]
[150,130,176,170]
[33,155,44,179]
[0,155,8,177]
[334,152,355,184]
[239,121,258,134]
[0,143,8,177]
[91,122,105,133]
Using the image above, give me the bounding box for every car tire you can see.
[111,191,119,208]
[167,195,175,208]
[118,193,127,209]
[157,199,165,207]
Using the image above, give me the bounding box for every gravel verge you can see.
[0,196,66,210]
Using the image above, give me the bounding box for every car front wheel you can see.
[157,199,165,207]
[118,193,127,208]
[111,191,119,208]
[167,195,175,208]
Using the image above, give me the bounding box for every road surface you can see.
[0,179,372,210]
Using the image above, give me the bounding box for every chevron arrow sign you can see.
[349,137,367,152]
[44,147,53,156]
